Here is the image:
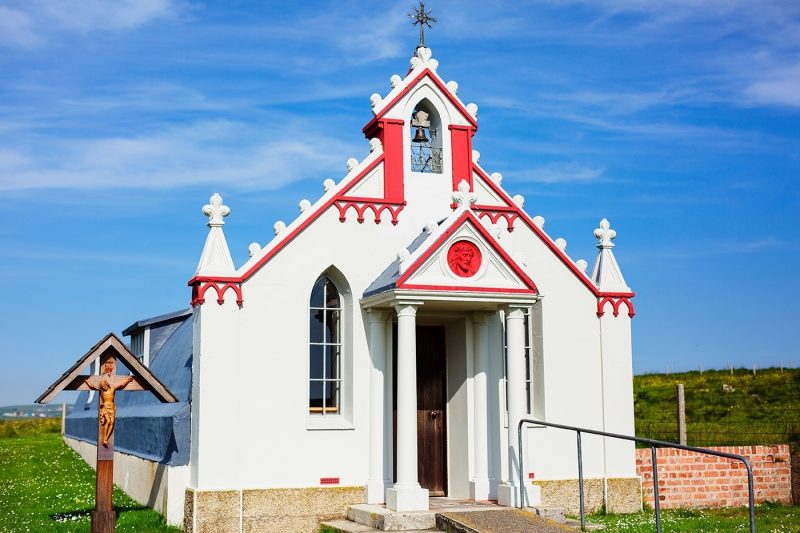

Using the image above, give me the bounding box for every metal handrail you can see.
[517,418,756,533]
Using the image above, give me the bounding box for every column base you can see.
[386,485,429,511]
[469,478,492,501]
[497,482,541,508]
[366,480,389,504]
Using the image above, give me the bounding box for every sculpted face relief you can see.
[447,240,481,278]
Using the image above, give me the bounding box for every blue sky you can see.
[1,0,798,406]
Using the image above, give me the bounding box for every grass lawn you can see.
[588,503,800,532]
[0,418,180,532]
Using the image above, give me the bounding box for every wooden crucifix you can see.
[36,333,177,533]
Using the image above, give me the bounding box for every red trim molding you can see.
[471,163,635,303]
[191,281,243,308]
[187,155,389,305]
[334,198,406,225]
[362,69,478,136]
[597,294,636,318]
[473,205,520,232]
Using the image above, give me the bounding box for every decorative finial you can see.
[452,179,477,208]
[248,242,261,257]
[202,193,230,227]
[408,1,437,49]
[594,218,616,249]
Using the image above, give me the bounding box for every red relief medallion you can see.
[447,240,482,278]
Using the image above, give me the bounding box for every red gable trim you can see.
[396,210,538,294]
[471,164,634,300]
[401,284,536,294]
[362,69,478,136]
[188,155,385,289]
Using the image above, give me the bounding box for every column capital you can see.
[395,301,423,317]
[472,311,493,325]
[504,305,526,320]
[366,309,389,323]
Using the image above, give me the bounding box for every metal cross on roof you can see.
[408,1,437,48]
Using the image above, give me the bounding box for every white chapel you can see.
[64,40,640,532]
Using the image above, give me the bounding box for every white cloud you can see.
[0,119,361,191]
[0,0,182,49]
[31,0,179,32]
[514,162,604,184]
[0,6,42,48]
[745,63,800,108]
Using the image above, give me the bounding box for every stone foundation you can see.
[184,486,366,533]
[530,477,642,514]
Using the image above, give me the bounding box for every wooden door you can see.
[393,325,448,496]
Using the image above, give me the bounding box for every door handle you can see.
[430,411,438,419]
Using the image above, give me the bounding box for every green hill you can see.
[633,367,800,451]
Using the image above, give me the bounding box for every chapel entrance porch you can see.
[363,291,539,513]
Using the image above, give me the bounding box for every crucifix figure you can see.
[36,333,177,533]
[408,1,437,48]
[88,357,134,446]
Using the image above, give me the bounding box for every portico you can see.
[361,293,540,511]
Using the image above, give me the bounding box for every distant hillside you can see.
[633,367,800,451]
[0,403,72,420]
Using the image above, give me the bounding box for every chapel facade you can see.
[65,44,640,531]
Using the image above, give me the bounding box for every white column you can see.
[366,310,388,504]
[498,306,539,507]
[470,312,492,500]
[386,302,429,511]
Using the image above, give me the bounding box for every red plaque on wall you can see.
[447,240,482,278]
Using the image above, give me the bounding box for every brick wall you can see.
[635,445,792,509]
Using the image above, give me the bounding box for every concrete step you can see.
[528,505,567,523]
[347,504,439,531]
[321,519,439,533]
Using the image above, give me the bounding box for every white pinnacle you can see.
[591,218,630,292]
[196,193,235,276]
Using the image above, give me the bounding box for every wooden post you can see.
[61,402,66,436]
[676,383,687,446]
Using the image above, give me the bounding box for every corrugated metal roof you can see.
[122,308,192,337]
[67,312,193,465]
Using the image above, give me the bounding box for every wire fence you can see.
[633,372,800,451]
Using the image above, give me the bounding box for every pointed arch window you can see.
[410,100,443,173]
[309,275,342,414]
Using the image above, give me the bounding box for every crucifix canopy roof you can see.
[36,332,177,405]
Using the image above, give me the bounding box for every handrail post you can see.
[577,430,585,532]
[518,420,525,509]
[745,458,756,533]
[651,446,662,533]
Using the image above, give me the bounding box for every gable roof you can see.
[363,67,478,136]
[364,207,537,298]
[36,332,178,405]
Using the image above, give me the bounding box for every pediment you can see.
[397,211,537,294]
